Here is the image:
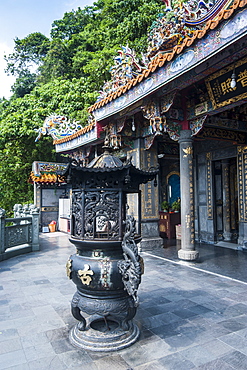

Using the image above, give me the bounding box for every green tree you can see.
[0,137,55,214]
[0,0,167,213]
[5,32,50,96]
[50,6,94,40]
[11,70,37,98]
[40,0,166,84]
[5,32,50,76]
[38,39,72,83]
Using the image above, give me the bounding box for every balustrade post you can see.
[30,206,40,251]
[0,208,6,254]
[13,204,22,218]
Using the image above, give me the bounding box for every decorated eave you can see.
[60,153,158,190]
[88,0,247,120]
[34,115,103,153]
[29,161,67,185]
[66,161,158,176]
[53,121,96,145]
[33,0,247,154]
[61,158,158,176]
[54,121,101,153]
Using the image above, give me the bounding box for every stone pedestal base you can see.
[70,317,139,352]
[139,237,163,251]
[223,232,232,242]
[178,249,199,261]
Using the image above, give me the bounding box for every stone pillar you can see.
[0,208,6,255]
[127,140,163,250]
[30,206,40,251]
[13,204,22,218]
[140,146,163,250]
[237,146,247,246]
[221,160,231,241]
[178,130,199,261]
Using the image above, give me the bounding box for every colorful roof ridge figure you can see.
[97,45,149,102]
[34,115,84,142]
[88,0,245,113]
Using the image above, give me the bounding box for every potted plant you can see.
[172,198,181,212]
[161,201,170,212]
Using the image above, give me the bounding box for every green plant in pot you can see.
[172,198,180,212]
[161,201,170,212]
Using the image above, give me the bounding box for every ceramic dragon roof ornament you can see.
[97,45,149,101]
[96,0,235,101]
[147,0,234,58]
[34,115,83,142]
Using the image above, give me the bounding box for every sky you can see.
[0,0,95,99]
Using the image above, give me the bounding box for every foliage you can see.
[161,201,170,211]
[38,39,72,83]
[171,199,181,211]
[5,0,166,91]
[11,70,37,98]
[50,7,94,40]
[0,77,97,213]
[0,137,55,215]
[5,32,50,77]
[0,0,166,213]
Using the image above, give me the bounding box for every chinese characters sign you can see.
[206,57,247,109]
[237,146,247,223]
[141,149,159,220]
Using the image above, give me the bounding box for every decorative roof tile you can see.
[29,172,66,185]
[53,122,95,145]
[29,162,68,184]
[89,0,246,114]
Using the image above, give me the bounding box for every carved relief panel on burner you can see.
[84,190,120,239]
[72,189,120,240]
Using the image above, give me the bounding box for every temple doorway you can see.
[213,157,238,243]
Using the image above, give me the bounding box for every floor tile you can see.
[179,344,216,367]
[158,352,195,369]
[0,350,27,370]
[23,342,56,362]
[135,360,170,370]
[220,350,247,369]
[217,318,247,333]
[50,338,75,354]
[1,234,247,369]
[28,355,67,370]
[120,339,171,367]
[219,332,247,356]
[0,338,22,355]
[195,358,235,369]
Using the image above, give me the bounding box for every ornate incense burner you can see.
[64,149,157,351]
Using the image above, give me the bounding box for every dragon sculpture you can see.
[118,215,143,307]
[35,115,82,142]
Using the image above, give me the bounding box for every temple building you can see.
[29,161,70,232]
[35,0,247,259]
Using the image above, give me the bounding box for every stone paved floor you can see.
[1,232,247,369]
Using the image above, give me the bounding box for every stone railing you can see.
[0,204,40,261]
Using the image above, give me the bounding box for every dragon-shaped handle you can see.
[118,215,143,307]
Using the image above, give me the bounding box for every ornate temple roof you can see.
[87,150,124,169]
[29,172,66,185]
[33,0,247,152]
[29,162,67,185]
[88,0,247,113]
[60,157,158,188]
[35,115,96,146]
[53,121,95,145]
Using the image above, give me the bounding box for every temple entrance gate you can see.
[213,157,238,243]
